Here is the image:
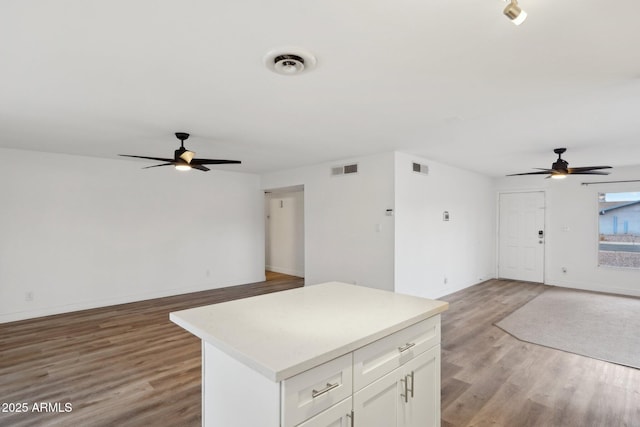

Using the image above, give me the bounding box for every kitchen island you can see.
[170,281,448,427]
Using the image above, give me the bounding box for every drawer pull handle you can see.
[312,382,339,398]
[398,342,416,352]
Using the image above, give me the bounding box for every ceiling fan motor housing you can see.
[175,132,190,141]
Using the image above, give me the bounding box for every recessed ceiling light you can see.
[264,48,317,76]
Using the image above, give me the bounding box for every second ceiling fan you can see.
[507,148,612,179]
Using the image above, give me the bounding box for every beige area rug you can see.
[496,287,640,369]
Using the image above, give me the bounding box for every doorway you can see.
[264,186,305,280]
[498,191,545,282]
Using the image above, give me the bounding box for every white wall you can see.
[0,148,265,323]
[494,165,640,297]
[394,152,496,299]
[262,152,396,291]
[265,190,305,277]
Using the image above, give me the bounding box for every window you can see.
[598,192,640,268]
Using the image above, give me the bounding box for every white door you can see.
[398,347,440,427]
[353,370,399,427]
[498,191,545,282]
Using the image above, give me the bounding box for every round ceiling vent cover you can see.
[264,48,317,76]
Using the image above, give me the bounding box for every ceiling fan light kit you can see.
[503,0,527,25]
[506,148,612,178]
[119,132,241,172]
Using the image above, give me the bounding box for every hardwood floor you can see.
[1,277,639,426]
[440,279,640,427]
[0,275,303,427]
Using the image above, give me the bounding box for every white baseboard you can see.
[0,278,262,324]
[545,279,640,298]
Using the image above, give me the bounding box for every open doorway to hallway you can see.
[264,185,305,282]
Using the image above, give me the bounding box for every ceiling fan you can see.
[506,148,612,179]
[119,132,241,172]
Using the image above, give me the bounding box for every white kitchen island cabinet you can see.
[170,282,448,427]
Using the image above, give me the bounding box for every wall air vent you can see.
[331,163,358,176]
[412,162,429,175]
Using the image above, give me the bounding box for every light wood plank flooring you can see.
[1,278,639,426]
[440,279,640,427]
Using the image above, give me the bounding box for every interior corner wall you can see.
[265,190,305,277]
[394,152,496,299]
[261,152,396,291]
[0,148,265,323]
[494,166,640,297]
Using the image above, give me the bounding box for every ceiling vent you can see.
[331,163,358,176]
[264,48,317,76]
[412,162,429,175]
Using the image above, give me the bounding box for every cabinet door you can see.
[398,345,440,427]
[297,398,352,427]
[353,369,400,427]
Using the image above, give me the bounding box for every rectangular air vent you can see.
[412,162,429,175]
[331,163,358,176]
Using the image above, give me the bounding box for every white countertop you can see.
[170,282,448,382]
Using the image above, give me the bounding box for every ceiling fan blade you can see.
[142,163,174,169]
[506,171,555,176]
[119,154,175,162]
[568,166,612,173]
[191,164,210,172]
[568,170,611,175]
[191,159,242,165]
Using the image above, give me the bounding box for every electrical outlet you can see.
[25,291,34,302]
[562,267,567,273]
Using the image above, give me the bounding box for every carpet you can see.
[496,287,640,369]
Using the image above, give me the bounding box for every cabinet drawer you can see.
[353,315,440,391]
[282,353,353,427]
[296,397,352,427]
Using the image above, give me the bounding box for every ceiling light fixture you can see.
[550,173,567,180]
[503,0,527,25]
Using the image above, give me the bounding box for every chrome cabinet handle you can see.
[346,410,354,427]
[407,371,414,398]
[398,342,416,352]
[400,371,415,403]
[400,376,409,403]
[312,382,339,398]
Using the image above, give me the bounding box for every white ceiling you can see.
[2,0,640,177]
